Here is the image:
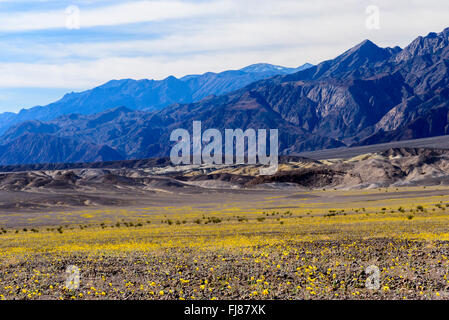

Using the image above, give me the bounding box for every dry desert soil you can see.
[2,147,449,300]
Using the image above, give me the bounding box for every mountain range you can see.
[0,63,312,135]
[1,27,449,165]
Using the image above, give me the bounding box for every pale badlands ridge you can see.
[0,148,448,194]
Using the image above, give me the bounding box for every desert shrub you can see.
[209,217,222,224]
[237,216,248,222]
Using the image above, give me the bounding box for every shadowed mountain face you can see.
[0,63,312,135]
[1,28,449,165]
[0,104,344,165]
[0,133,124,165]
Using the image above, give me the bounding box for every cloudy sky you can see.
[0,0,448,112]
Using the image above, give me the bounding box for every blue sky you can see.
[0,0,449,113]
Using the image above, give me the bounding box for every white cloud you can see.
[0,52,317,89]
[0,0,449,95]
[0,0,235,31]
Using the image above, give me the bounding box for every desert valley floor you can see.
[2,147,449,299]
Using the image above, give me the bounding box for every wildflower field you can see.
[2,186,449,300]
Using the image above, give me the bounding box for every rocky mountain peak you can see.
[395,27,449,62]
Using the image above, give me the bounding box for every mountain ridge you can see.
[0,63,313,135]
[2,28,449,165]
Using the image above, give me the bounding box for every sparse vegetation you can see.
[1,187,449,300]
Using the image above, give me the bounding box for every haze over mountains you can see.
[1,27,449,165]
[0,63,312,135]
